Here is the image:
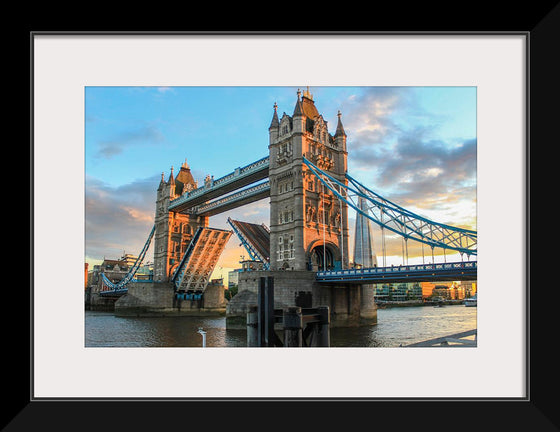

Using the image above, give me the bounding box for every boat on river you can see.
[464,294,477,307]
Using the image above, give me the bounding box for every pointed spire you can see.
[335,110,346,137]
[269,102,279,130]
[293,88,304,116]
[167,166,175,185]
[175,158,196,191]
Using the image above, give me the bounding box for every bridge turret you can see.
[334,110,347,152]
[292,89,305,134]
[268,102,279,143]
[167,166,176,198]
[174,159,198,195]
[153,163,208,282]
[157,172,165,191]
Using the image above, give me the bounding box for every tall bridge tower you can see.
[268,89,350,272]
[153,160,208,282]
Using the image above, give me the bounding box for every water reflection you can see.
[85,305,476,348]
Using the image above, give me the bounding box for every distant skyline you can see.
[85,86,476,281]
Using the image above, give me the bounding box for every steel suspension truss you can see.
[100,225,156,291]
[302,157,477,257]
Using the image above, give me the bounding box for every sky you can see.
[85,86,477,281]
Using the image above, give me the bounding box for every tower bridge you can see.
[95,88,477,327]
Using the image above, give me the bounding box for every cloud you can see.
[339,88,476,230]
[343,87,411,147]
[95,125,165,159]
[85,174,158,260]
[85,173,272,269]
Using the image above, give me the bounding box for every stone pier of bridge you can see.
[226,270,377,329]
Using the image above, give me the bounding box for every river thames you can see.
[85,304,476,347]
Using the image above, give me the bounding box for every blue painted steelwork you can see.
[169,156,269,211]
[227,217,270,269]
[175,292,203,300]
[316,261,477,284]
[193,181,270,216]
[170,226,204,291]
[99,225,155,296]
[99,288,129,296]
[302,157,477,256]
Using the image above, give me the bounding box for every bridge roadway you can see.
[316,261,477,285]
[100,261,476,296]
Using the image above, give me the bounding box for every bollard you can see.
[283,307,303,347]
[246,305,259,347]
[257,277,275,347]
[315,306,330,347]
[197,327,207,347]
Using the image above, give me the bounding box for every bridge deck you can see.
[173,227,233,293]
[228,218,270,263]
[316,261,477,284]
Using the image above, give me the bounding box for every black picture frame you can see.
[15,3,558,430]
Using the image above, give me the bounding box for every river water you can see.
[85,304,476,347]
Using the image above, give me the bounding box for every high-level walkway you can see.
[169,156,269,213]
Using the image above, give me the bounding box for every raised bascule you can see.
[94,88,477,327]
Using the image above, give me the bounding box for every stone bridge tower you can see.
[153,160,208,282]
[268,89,350,272]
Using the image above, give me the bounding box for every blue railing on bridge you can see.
[194,181,270,215]
[169,156,269,210]
[316,261,477,282]
[98,277,154,296]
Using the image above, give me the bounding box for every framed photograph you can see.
[21,14,555,430]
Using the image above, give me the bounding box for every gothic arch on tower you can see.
[306,239,340,272]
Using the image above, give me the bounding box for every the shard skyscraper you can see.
[353,196,378,268]
[353,195,379,321]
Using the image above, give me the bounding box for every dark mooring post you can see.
[283,307,303,347]
[257,277,275,347]
[315,306,330,347]
[246,305,258,347]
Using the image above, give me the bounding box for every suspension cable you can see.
[101,224,155,290]
[301,157,477,258]
[322,182,326,271]
[339,186,344,269]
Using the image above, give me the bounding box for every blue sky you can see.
[85,86,476,277]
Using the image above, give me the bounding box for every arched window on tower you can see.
[278,235,284,261]
[289,235,294,259]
